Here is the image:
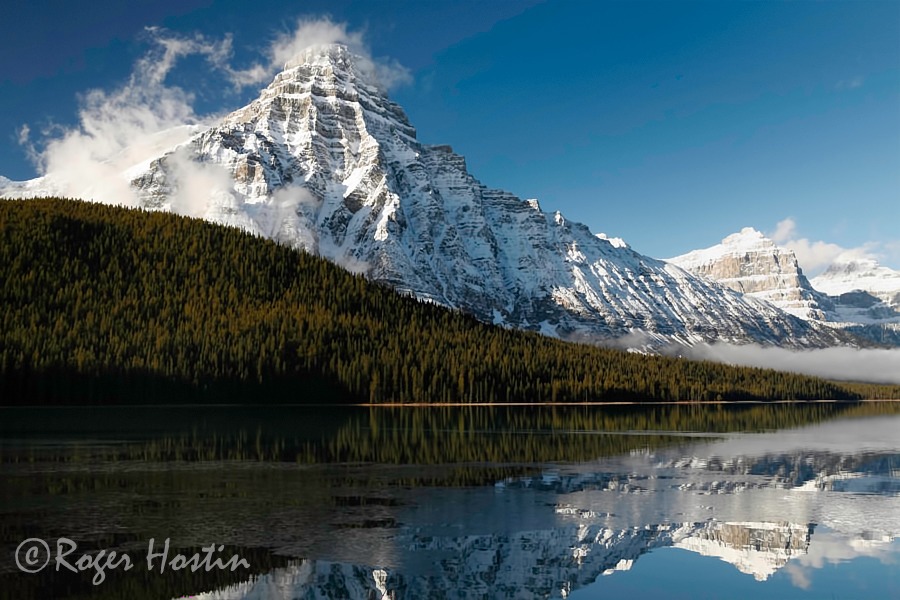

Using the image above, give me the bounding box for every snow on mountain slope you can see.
[813,257,900,303]
[812,258,900,344]
[0,44,851,349]
[0,173,70,199]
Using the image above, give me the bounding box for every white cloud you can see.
[16,124,30,146]
[784,528,897,591]
[271,18,366,68]
[267,185,321,248]
[768,218,888,276]
[769,217,846,274]
[25,27,226,206]
[272,185,320,211]
[884,241,900,265]
[769,217,797,245]
[15,124,40,167]
[783,239,848,275]
[168,147,237,218]
[682,342,900,385]
[140,26,233,88]
[334,255,371,275]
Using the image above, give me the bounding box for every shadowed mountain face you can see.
[1,44,851,350]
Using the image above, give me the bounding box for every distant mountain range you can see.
[668,227,900,346]
[1,44,886,349]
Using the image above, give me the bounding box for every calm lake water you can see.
[1,404,898,599]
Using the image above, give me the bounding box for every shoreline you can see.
[3,399,900,409]
[352,399,900,407]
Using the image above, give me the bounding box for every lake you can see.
[1,403,898,599]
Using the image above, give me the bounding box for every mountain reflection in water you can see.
[1,403,898,599]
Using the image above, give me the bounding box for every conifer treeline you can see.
[0,198,894,404]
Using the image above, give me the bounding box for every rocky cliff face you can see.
[667,227,833,320]
[1,44,852,349]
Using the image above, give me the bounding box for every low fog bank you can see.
[675,343,900,385]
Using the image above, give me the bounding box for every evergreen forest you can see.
[2,198,898,405]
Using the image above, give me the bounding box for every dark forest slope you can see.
[0,198,890,405]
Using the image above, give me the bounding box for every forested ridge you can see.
[1,198,896,405]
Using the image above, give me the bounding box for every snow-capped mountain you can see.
[670,229,900,345]
[813,257,900,314]
[813,257,900,298]
[667,227,832,321]
[0,44,851,349]
[813,258,900,345]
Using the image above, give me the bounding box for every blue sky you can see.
[2,0,898,272]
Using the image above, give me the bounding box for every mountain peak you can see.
[813,254,900,297]
[219,38,415,141]
[278,43,405,94]
[721,227,773,251]
[276,42,372,91]
[823,254,880,274]
[668,227,830,320]
[668,227,778,269]
[672,229,900,339]
[283,42,357,72]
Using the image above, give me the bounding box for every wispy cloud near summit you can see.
[207,17,410,92]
